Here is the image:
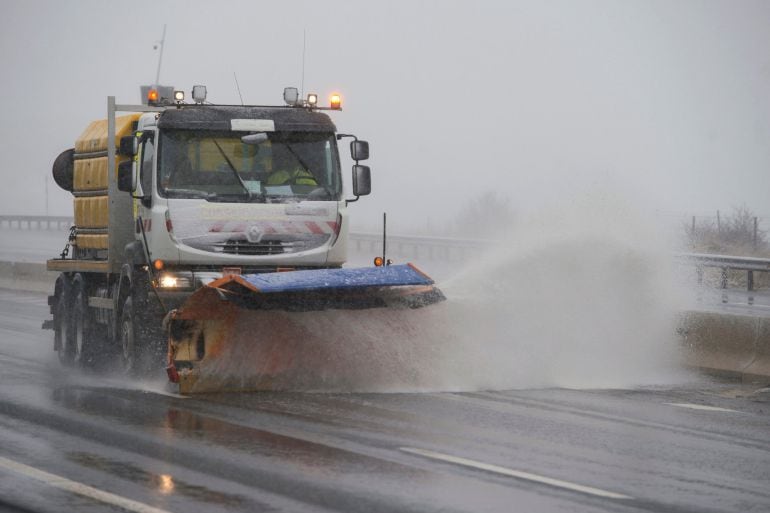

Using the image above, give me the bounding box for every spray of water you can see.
[184,193,691,393]
[435,208,688,390]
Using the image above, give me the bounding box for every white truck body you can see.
[45,91,371,372]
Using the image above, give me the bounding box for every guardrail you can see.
[2,216,769,277]
[0,215,485,262]
[0,215,73,230]
[349,232,487,262]
[676,253,770,292]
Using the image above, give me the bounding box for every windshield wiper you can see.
[285,143,321,183]
[306,186,334,200]
[165,190,266,203]
[212,139,254,200]
[164,188,214,200]
[206,192,266,203]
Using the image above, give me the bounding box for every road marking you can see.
[95,382,189,400]
[399,447,632,500]
[150,391,189,399]
[0,455,174,513]
[132,387,189,400]
[665,402,739,413]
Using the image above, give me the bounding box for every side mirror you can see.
[117,160,134,192]
[350,140,369,161]
[119,135,136,156]
[352,165,371,197]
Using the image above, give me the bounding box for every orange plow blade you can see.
[165,264,446,393]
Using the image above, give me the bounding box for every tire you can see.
[119,296,138,375]
[69,275,93,367]
[55,275,74,366]
[132,272,168,370]
[118,272,168,376]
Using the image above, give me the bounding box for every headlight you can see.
[158,273,193,289]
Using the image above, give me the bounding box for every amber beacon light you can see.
[330,94,341,110]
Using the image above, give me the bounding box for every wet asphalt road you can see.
[0,288,769,513]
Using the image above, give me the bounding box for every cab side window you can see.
[140,136,155,198]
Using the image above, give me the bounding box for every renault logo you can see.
[246,225,263,243]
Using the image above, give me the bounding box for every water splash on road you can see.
[184,194,690,393]
[420,196,689,391]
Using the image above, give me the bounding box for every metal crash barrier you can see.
[676,253,770,296]
[0,215,73,230]
[2,216,770,274]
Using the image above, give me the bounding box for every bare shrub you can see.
[685,204,767,256]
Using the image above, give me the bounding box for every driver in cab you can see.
[266,147,317,186]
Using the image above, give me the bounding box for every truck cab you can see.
[127,106,342,285]
[119,92,371,295]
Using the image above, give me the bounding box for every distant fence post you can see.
[717,210,721,235]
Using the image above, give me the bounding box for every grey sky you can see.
[1,0,769,233]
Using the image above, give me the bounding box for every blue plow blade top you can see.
[239,264,434,294]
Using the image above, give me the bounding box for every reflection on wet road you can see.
[0,288,769,513]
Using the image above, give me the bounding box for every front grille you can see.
[218,239,288,255]
[181,234,330,255]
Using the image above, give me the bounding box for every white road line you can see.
[399,447,632,500]
[121,385,189,400]
[665,402,739,413]
[0,455,174,513]
[147,390,189,399]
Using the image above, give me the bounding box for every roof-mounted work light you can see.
[192,85,207,104]
[283,87,299,106]
[307,93,318,107]
[173,90,184,103]
[330,94,341,110]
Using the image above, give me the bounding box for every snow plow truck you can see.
[43,86,445,393]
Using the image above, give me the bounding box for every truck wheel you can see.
[119,297,138,374]
[130,271,167,372]
[55,276,74,366]
[70,275,93,367]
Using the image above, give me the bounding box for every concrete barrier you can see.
[744,318,770,380]
[680,310,770,382]
[0,261,56,293]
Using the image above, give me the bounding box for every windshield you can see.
[158,129,342,202]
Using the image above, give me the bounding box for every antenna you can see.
[233,72,244,105]
[300,29,307,98]
[382,212,387,265]
[153,24,167,87]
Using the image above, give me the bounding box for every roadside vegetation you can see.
[684,204,768,257]
[684,205,769,289]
